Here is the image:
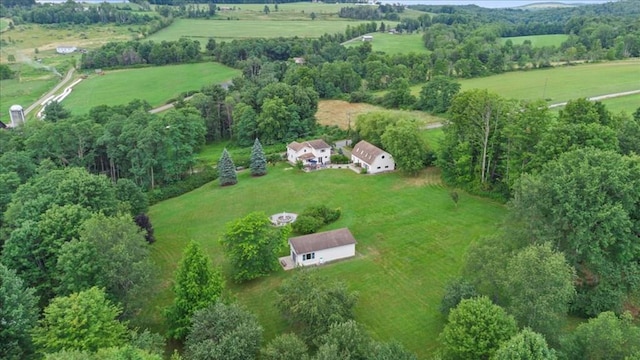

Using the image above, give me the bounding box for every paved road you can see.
[24,68,75,116]
[423,89,640,129]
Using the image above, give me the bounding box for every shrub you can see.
[331,154,350,164]
[148,166,218,204]
[292,215,324,235]
[302,205,341,224]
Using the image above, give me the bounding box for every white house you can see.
[56,45,77,54]
[287,139,332,165]
[289,228,357,267]
[362,35,373,42]
[351,140,395,174]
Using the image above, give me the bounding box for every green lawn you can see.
[0,18,10,32]
[143,163,506,358]
[449,59,640,104]
[422,128,444,152]
[62,62,239,114]
[147,18,382,42]
[599,93,640,115]
[344,32,427,54]
[500,34,569,48]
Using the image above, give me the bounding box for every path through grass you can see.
[62,62,239,114]
[144,164,506,358]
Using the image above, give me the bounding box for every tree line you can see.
[81,38,202,69]
[14,1,156,25]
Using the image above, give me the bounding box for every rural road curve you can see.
[424,89,640,129]
[148,80,233,114]
[25,68,75,116]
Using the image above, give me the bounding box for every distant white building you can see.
[287,139,332,165]
[56,45,77,54]
[351,140,395,174]
[362,35,373,41]
[289,228,357,267]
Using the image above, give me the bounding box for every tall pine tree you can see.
[164,241,224,340]
[250,138,267,177]
[218,148,237,186]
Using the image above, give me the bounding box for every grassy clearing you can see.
[214,2,346,20]
[444,59,640,104]
[62,62,240,114]
[143,162,506,358]
[344,32,427,54]
[147,18,378,42]
[599,93,640,115]
[0,71,58,123]
[500,34,568,48]
[422,128,444,152]
[0,18,10,32]
[316,100,444,129]
[0,23,135,63]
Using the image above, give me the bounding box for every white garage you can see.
[289,228,357,267]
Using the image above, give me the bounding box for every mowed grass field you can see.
[143,163,506,358]
[344,32,427,54]
[147,18,381,42]
[500,34,569,48]
[62,62,239,114]
[599,93,640,114]
[447,59,640,104]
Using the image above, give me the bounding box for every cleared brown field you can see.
[316,100,444,129]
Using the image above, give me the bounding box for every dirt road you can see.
[24,68,75,116]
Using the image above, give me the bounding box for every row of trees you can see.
[16,1,157,25]
[81,38,202,69]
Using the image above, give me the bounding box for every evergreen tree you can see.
[250,138,268,177]
[218,148,237,186]
[165,241,224,340]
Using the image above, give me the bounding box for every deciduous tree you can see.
[165,241,224,340]
[563,311,640,360]
[185,302,262,360]
[416,76,461,113]
[440,296,517,360]
[503,244,575,343]
[276,269,357,344]
[381,119,427,175]
[0,263,38,360]
[261,333,309,360]
[32,287,127,353]
[220,212,289,282]
[493,329,557,360]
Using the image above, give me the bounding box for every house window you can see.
[304,253,315,261]
[321,149,326,152]
[385,165,389,168]
[377,166,381,169]
[382,155,385,159]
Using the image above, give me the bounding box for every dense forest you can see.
[2,0,640,359]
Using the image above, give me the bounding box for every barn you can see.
[289,228,356,267]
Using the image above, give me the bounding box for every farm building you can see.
[289,228,357,267]
[56,45,77,54]
[287,139,332,165]
[9,104,25,128]
[351,140,395,174]
[362,35,373,41]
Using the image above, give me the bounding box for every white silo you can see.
[9,104,25,127]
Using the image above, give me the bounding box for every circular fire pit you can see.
[270,212,298,226]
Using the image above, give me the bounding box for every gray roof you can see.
[289,228,356,254]
[352,140,386,165]
[288,139,331,152]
